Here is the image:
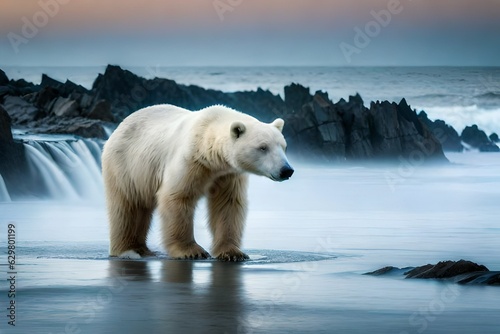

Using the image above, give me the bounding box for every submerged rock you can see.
[461,125,500,152]
[490,133,499,143]
[366,260,500,286]
[404,260,488,279]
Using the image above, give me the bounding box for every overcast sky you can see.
[1,0,499,66]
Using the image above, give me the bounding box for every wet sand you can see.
[4,251,500,334]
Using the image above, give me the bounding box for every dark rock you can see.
[314,90,330,102]
[284,83,312,112]
[284,93,345,162]
[0,64,453,163]
[0,105,13,142]
[92,65,190,120]
[92,65,286,123]
[64,119,107,138]
[312,94,345,159]
[0,69,8,86]
[418,112,463,152]
[40,74,63,89]
[7,78,38,96]
[461,124,489,147]
[489,133,499,143]
[368,101,403,157]
[79,93,95,110]
[35,86,59,114]
[50,97,80,117]
[1,96,40,124]
[41,74,88,96]
[404,260,488,279]
[86,100,114,122]
[0,105,29,197]
[397,101,447,162]
[25,116,107,139]
[349,93,364,106]
[364,266,398,276]
[461,125,500,152]
[226,88,286,123]
[338,94,373,159]
[366,260,499,286]
[366,101,447,161]
[282,82,446,162]
[0,86,15,99]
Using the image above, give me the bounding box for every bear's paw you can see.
[118,250,142,259]
[215,248,250,262]
[168,242,211,260]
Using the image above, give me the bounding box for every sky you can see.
[0,0,499,66]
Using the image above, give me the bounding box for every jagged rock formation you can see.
[2,64,497,167]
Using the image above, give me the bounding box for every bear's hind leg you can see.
[158,192,210,259]
[208,174,249,262]
[108,191,154,258]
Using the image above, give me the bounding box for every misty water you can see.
[1,145,500,333]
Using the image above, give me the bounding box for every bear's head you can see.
[230,118,294,181]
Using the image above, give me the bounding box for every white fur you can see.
[102,104,292,261]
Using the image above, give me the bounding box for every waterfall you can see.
[1,137,105,201]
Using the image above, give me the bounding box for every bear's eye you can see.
[259,145,268,152]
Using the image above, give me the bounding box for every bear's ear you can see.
[231,121,246,139]
[271,118,284,132]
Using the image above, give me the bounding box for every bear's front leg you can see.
[208,174,250,262]
[158,192,210,260]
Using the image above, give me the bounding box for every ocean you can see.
[3,66,500,136]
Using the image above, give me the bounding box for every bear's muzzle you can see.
[278,164,294,181]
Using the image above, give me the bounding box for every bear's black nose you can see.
[279,166,294,180]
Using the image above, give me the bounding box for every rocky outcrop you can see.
[91,65,286,123]
[85,100,114,122]
[404,260,488,279]
[417,114,499,152]
[490,133,499,143]
[0,105,13,142]
[461,125,500,152]
[282,84,447,162]
[0,106,29,196]
[0,73,112,139]
[3,64,493,164]
[0,69,8,86]
[365,260,500,285]
[418,111,464,152]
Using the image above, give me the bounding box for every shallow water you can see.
[1,152,500,333]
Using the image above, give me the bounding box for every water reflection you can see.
[107,259,247,333]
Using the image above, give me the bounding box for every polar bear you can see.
[102,104,293,261]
